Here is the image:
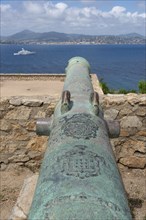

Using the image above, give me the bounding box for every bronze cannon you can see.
[28,57,132,220]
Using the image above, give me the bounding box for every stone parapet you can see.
[0,93,145,171]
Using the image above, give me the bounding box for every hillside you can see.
[1,30,145,44]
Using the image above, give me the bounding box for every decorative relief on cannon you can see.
[44,193,123,220]
[61,113,99,139]
[57,145,105,179]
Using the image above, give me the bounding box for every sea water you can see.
[0,44,145,90]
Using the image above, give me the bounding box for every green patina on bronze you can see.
[28,57,132,220]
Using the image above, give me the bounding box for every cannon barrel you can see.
[28,57,132,220]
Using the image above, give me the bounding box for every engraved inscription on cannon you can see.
[61,113,99,139]
[57,145,105,179]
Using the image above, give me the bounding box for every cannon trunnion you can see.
[28,57,132,220]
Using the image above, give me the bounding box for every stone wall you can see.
[102,93,146,169]
[0,93,146,171]
[0,96,57,171]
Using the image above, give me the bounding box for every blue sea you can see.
[0,44,145,90]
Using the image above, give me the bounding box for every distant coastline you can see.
[1,30,145,45]
[0,42,145,46]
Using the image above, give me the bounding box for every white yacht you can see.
[14,48,35,55]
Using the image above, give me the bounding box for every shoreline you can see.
[0,43,145,46]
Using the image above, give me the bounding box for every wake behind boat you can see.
[14,48,35,55]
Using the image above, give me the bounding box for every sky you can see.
[0,0,146,36]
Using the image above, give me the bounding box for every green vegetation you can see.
[99,78,146,94]
[138,80,146,94]
[99,79,110,94]
[117,89,137,94]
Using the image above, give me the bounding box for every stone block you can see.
[0,154,10,164]
[104,108,119,120]
[117,139,146,160]
[120,129,130,137]
[126,94,139,106]
[27,151,41,159]
[5,106,31,120]
[9,97,22,106]
[136,130,146,137]
[14,131,30,141]
[120,116,142,129]
[139,96,146,106]
[105,94,126,105]
[119,107,133,117]
[0,99,9,110]
[9,174,38,220]
[26,121,36,131]
[119,156,146,168]
[135,108,146,116]
[26,136,48,152]
[0,163,7,171]
[8,155,30,163]
[0,119,12,131]
[34,110,46,119]
[22,98,43,107]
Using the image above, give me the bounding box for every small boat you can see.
[14,48,35,55]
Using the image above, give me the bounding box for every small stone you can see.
[0,110,6,119]
[119,156,146,168]
[27,151,41,159]
[5,106,31,120]
[26,121,36,131]
[25,161,37,170]
[16,162,24,166]
[6,163,21,171]
[117,163,128,171]
[120,129,130,137]
[132,140,146,153]
[137,136,146,142]
[8,155,30,163]
[9,97,22,106]
[105,94,126,105]
[120,116,142,129]
[14,132,30,141]
[0,163,7,171]
[0,99,9,110]
[119,108,132,117]
[0,142,17,154]
[126,94,139,106]
[34,111,46,119]
[22,98,43,107]
[8,105,15,110]
[104,108,119,120]
[15,149,28,155]
[135,108,146,116]
[117,139,145,160]
[136,130,146,136]
[139,96,146,106]
[26,136,48,152]
[0,154,9,164]
[0,119,12,131]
